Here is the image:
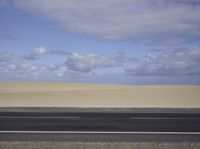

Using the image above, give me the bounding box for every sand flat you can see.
[0,82,199,108]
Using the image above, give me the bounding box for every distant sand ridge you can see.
[0,83,199,108]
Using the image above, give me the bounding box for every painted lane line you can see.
[0,131,200,135]
[1,116,199,120]
[0,116,80,119]
[130,117,200,120]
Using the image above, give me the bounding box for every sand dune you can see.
[0,82,199,108]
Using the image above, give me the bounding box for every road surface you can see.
[0,112,200,134]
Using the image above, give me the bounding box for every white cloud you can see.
[0,51,47,76]
[32,47,47,55]
[126,47,200,76]
[65,52,120,73]
[24,47,47,60]
[15,0,200,44]
[0,51,13,62]
[1,46,200,82]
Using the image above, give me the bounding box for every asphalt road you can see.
[0,112,200,133]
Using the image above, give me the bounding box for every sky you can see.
[0,0,200,85]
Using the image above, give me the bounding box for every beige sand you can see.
[0,82,199,108]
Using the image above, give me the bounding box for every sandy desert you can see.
[0,82,199,108]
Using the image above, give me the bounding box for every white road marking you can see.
[0,131,200,135]
[0,116,80,119]
[130,117,199,120]
[1,116,198,120]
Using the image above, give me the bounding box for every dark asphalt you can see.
[0,112,200,132]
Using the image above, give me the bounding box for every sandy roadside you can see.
[0,82,199,108]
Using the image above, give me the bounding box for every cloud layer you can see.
[0,51,45,76]
[65,52,122,73]
[24,47,47,60]
[1,46,200,80]
[126,47,200,76]
[15,0,200,44]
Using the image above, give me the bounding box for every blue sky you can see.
[0,0,200,84]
